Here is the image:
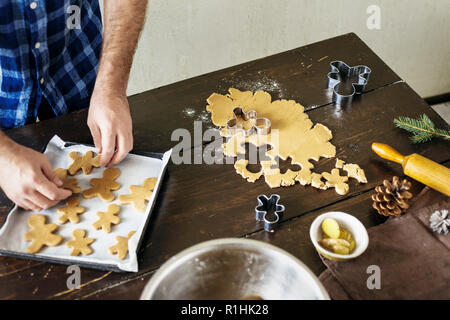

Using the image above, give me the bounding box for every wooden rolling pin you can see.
[372,142,450,196]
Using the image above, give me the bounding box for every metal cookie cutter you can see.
[226,107,271,136]
[327,60,371,105]
[255,194,285,232]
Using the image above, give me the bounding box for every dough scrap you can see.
[66,229,95,256]
[108,231,136,260]
[57,196,86,224]
[82,168,121,202]
[118,178,157,212]
[92,204,121,233]
[68,151,100,175]
[24,215,63,254]
[322,169,349,195]
[54,168,81,193]
[343,163,367,183]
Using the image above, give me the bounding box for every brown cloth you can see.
[318,188,450,300]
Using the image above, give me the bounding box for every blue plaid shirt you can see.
[0,0,102,129]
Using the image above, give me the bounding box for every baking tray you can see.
[0,135,172,272]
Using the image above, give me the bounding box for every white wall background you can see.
[110,0,450,98]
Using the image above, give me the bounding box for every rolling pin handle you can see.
[371,143,405,165]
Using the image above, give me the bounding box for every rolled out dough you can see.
[206,88,366,195]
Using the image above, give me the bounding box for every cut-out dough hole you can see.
[270,156,301,174]
[236,143,272,173]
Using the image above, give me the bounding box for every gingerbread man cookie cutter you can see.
[327,60,371,105]
[226,107,271,136]
[255,194,285,232]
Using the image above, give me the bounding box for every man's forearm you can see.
[0,130,16,152]
[95,0,148,95]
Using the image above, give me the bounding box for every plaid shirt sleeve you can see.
[0,0,102,129]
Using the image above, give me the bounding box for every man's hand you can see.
[0,139,72,211]
[87,88,133,167]
[87,0,147,167]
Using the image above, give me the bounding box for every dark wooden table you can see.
[0,33,449,300]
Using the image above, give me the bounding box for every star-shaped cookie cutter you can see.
[327,60,371,105]
[255,194,285,232]
[226,107,271,136]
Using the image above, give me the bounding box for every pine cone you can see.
[372,176,413,216]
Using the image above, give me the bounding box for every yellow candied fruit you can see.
[333,245,350,255]
[340,228,355,252]
[321,218,341,239]
[319,238,351,248]
[319,219,356,255]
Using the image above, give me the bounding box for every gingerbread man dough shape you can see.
[68,151,101,175]
[24,214,63,254]
[108,231,136,260]
[92,204,121,233]
[54,168,81,193]
[82,168,121,202]
[118,177,157,212]
[322,169,349,195]
[66,229,95,256]
[57,196,86,224]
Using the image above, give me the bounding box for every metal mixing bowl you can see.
[140,238,329,300]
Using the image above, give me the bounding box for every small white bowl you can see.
[310,211,369,261]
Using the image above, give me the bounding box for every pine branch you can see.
[393,114,450,144]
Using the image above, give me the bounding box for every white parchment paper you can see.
[0,135,171,272]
